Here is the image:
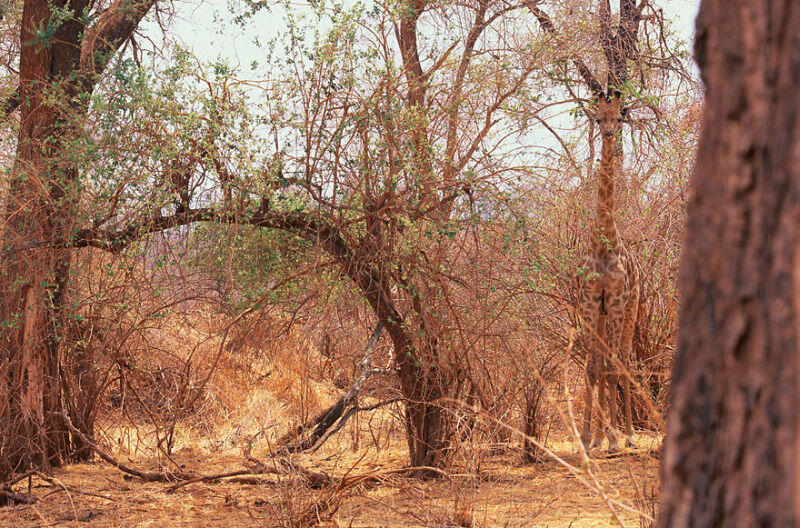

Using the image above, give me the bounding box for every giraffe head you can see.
[594,89,628,138]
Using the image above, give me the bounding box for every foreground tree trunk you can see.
[1,0,90,478]
[658,2,800,525]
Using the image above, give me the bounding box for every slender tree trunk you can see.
[658,2,800,525]
[63,320,99,461]
[522,383,545,463]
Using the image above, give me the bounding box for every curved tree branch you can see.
[80,0,158,80]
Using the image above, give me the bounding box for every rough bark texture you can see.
[0,0,155,480]
[658,2,800,526]
[0,0,90,478]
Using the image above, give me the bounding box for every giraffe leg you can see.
[579,286,603,454]
[581,363,596,452]
[605,311,626,453]
[622,375,635,448]
[607,373,620,452]
[592,367,605,448]
[620,281,640,448]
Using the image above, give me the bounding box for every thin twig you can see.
[34,471,116,502]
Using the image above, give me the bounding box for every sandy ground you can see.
[0,435,659,528]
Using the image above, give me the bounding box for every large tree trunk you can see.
[658,2,800,525]
[0,0,155,482]
[0,0,88,478]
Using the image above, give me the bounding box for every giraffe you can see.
[578,89,639,452]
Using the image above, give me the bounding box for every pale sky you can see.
[155,0,702,171]
[166,0,702,72]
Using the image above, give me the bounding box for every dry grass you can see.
[1,311,662,527]
[0,438,659,527]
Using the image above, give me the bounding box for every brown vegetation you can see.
[0,0,733,526]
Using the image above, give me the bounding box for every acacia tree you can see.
[40,0,554,471]
[62,0,687,473]
[0,0,157,478]
[659,1,800,525]
[122,0,546,472]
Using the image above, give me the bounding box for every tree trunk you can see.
[522,382,545,464]
[334,265,451,473]
[389,327,450,475]
[658,2,800,525]
[401,366,449,473]
[0,0,89,478]
[63,320,100,461]
[334,247,452,474]
[0,0,155,482]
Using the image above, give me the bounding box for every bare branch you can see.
[279,321,391,453]
[80,0,158,78]
[527,2,603,94]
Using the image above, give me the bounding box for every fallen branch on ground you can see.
[55,412,193,482]
[166,458,333,493]
[0,470,116,508]
[54,411,335,493]
[33,472,115,502]
[245,456,333,489]
[0,471,41,505]
[0,485,36,506]
[278,322,396,453]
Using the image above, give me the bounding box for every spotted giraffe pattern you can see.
[578,90,640,452]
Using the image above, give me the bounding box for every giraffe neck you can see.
[593,133,620,255]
